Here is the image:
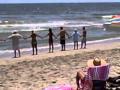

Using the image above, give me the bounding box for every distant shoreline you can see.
[0,36,119,60]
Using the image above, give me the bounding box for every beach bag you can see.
[106,76,120,90]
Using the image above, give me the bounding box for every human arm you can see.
[52,33,57,39]
[78,32,81,37]
[42,34,49,39]
[56,33,60,39]
[23,36,31,40]
[36,34,43,38]
[69,32,74,39]
[19,34,24,39]
[57,33,60,37]
[21,35,28,40]
[65,31,70,38]
[2,35,12,42]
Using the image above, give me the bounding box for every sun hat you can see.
[87,57,107,67]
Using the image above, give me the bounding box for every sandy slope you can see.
[0,41,120,90]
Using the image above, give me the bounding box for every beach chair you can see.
[87,64,110,90]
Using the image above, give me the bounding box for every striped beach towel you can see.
[87,64,110,80]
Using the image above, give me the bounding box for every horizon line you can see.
[0,2,120,4]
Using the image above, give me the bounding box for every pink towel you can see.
[44,84,73,90]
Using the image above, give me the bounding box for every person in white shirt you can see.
[7,31,23,58]
[71,30,81,50]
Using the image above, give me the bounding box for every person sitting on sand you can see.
[7,31,23,58]
[76,57,110,90]
[43,28,56,53]
[25,31,42,55]
[81,27,87,49]
[57,27,69,51]
[70,30,81,50]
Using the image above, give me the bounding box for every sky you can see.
[0,0,120,3]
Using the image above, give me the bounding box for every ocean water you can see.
[0,3,120,56]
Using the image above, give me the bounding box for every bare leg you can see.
[63,44,66,51]
[81,40,83,49]
[77,42,78,50]
[84,41,86,48]
[18,49,21,57]
[49,44,51,53]
[14,50,17,58]
[52,43,54,53]
[76,70,85,90]
[61,44,63,51]
[35,47,38,55]
[32,47,34,55]
[74,42,75,50]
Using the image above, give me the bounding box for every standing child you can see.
[71,30,81,50]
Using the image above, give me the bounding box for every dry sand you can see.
[0,41,120,90]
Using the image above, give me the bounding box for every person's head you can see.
[13,30,17,34]
[87,57,107,67]
[49,28,52,33]
[31,31,34,34]
[60,27,63,30]
[83,27,85,31]
[74,30,77,33]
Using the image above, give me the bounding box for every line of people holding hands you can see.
[0,26,87,58]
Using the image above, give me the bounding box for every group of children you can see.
[0,26,87,58]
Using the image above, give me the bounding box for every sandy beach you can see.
[0,40,120,90]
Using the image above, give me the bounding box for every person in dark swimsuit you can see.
[57,27,69,51]
[81,27,87,49]
[26,31,42,55]
[44,28,56,53]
